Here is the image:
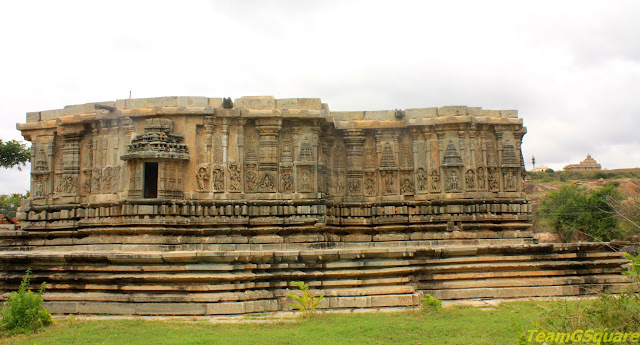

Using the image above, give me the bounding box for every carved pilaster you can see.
[255,118,281,193]
[344,129,366,196]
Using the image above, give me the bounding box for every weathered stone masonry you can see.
[0,96,628,315]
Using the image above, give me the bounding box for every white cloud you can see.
[0,0,639,193]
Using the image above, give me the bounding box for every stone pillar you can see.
[344,129,365,197]
[255,118,281,193]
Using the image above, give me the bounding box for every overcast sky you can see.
[1,0,639,194]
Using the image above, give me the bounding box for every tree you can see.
[0,139,30,170]
[0,192,29,218]
[536,183,623,242]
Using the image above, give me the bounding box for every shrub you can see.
[0,268,52,335]
[536,183,622,242]
[527,253,640,343]
[286,281,324,316]
[421,294,442,309]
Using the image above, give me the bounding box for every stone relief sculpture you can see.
[212,165,224,191]
[465,169,475,190]
[445,169,460,192]
[299,167,312,193]
[505,169,516,191]
[280,168,293,193]
[196,164,210,191]
[383,171,395,194]
[364,172,376,196]
[430,169,440,192]
[33,176,45,198]
[401,173,414,194]
[476,167,486,190]
[488,168,499,190]
[416,168,427,192]
[228,162,242,192]
[245,166,257,192]
[258,172,276,193]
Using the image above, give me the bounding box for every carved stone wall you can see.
[7,96,629,316]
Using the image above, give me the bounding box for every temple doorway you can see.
[143,162,158,198]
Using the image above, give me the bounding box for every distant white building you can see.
[563,154,602,172]
[531,165,549,172]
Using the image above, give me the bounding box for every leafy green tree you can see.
[537,183,623,242]
[0,192,29,218]
[0,139,30,170]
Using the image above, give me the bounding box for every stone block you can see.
[26,112,41,122]
[208,98,223,107]
[43,301,79,314]
[275,98,300,109]
[298,98,323,110]
[137,205,154,215]
[235,96,275,109]
[331,111,364,121]
[501,110,518,118]
[438,106,467,116]
[118,98,151,109]
[404,108,437,119]
[206,301,245,315]
[467,107,483,116]
[482,110,501,117]
[149,96,179,107]
[40,109,64,121]
[78,302,136,315]
[177,96,208,107]
[163,251,199,263]
[364,110,395,120]
[136,303,206,315]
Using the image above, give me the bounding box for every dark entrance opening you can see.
[143,162,158,198]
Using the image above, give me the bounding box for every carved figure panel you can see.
[364,172,376,196]
[348,178,361,195]
[92,168,102,193]
[196,163,210,191]
[476,167,486,190]
[102,167,113,194]
[430,169,441,193]
[488,167,499,191]
[416,168,428,192]
[228,162,242,192]
[382,171,396,194]
[258,172,276,193]
[56,174,77,195]
[33,175,47,198]
[245,164,258,192]
[504,168,517,191]
[212,165,225,191]
[465,169,475,190]
[298,167,313,193]
[400,172,414,194]
[445,168,461,193]
[280,168,294,193]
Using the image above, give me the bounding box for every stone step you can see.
[426,283,630,300]
[420,274,627,290]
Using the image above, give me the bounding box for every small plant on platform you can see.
[0,268,52,335]
[421,294,442,309]
[286,281,324,316]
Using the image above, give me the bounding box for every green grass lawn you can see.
[0,301,544,345]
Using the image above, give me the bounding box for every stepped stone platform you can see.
[0,96,629,315]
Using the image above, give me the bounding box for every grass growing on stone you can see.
[0,301,542,345]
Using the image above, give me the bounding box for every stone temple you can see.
[0,96,629,315]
